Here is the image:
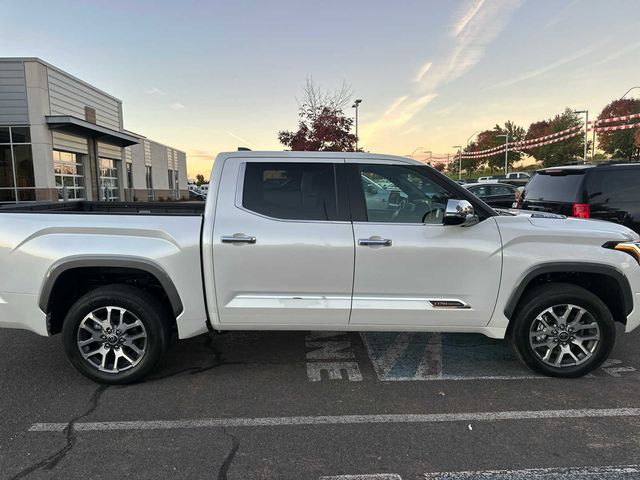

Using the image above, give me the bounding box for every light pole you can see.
[410,146,424,158]
[496,134,509,174]
[424,150,432,164]
[466,131,480,148]
[574,110,589,164]
[452,145,462,180]
[621,87,640,99]
[352,99,362,151]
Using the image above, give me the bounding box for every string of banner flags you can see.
[451,111,640,161]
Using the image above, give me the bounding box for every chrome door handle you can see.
[358,238,392,246]
[221,234,256,244]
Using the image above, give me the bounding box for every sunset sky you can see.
[3,0,640,177]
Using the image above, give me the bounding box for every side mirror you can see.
[366,184,378,195]
[443,199,478,226]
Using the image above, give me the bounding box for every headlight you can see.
[604,242,640,265]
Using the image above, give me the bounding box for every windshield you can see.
[523,170,585,202]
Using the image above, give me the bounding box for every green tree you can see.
[195,174,207,186]
[487,121,525,171]
[597,98,640,159]
[526,108,584,167]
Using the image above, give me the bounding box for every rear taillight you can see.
[572,203,590,218]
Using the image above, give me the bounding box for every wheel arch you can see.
[40,256,183,334]
[504,262,633,325]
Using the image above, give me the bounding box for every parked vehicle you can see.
[1,152,639,383]
[518,162,640,233]
[464,182,518,208]
[361,174,407,220]
[502,171,531,187]
[189,190,206,201]
[477,176,499,183]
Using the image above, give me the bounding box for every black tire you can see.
[510,283,616,378]
[62,285,170,384]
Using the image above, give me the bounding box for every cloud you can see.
[421,0,523,90]
[451,0,486,37]
[592,40,640,67]
[361,94,437,142]
[169,102,185,110]
[414,62,432,82]
[383,96,409,116]
[362,0,521,150]
[491,36,612,89]
[224,130,256,148]
[145,87,165,95]
[543,0,581,30]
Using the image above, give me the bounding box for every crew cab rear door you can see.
[212,157,354,326]
[347,160,502,328]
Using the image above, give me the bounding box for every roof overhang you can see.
[45,115,140,147]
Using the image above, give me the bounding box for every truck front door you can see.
[348,161,502,328]
[212,158,354,327]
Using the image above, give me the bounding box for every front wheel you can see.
[510,283,616,378]
[62,285,170,384]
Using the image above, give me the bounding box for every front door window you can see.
[358,164,452,224]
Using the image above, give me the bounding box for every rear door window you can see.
[242,162,339,221]
[586,168,640,204]
[524,170,586,203]
[490,185,514,196]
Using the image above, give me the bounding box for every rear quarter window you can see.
[524,171,586,203]
[586,167,640,204]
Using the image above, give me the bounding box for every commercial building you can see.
[0,57,188,203]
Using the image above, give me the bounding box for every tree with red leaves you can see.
[278,78,358,152]
[597,98,640,160]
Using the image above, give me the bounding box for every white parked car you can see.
[0,151,639,383]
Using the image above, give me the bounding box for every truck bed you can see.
[0,201,205,216]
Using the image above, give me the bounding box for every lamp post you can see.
[410,146,424,158]
[424,150,432,164]
[573,110,589,164]
[452,145,462,180]
[496,134,509,174]
[466,131,480,148]
[352,99,362,151]
[621,87,640,99]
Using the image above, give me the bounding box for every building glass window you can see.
[168,169,174,191]
[126,163,133,189]
[99,157,120,202]
[146,166,154,200]
[0,126,35,203]
[53,150,86,201]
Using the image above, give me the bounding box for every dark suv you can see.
[518,162,640,233]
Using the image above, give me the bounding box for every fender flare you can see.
[504,262,633,319]
[39,256,184,317]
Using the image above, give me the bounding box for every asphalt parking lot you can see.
[1,325,640,480]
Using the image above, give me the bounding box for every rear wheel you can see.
[510,283,616,378]
[62,285,170,384]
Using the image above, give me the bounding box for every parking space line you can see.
[29,407,640,432]
[319,475,402,480]
[423,464,640,479]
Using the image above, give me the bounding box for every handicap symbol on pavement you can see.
[360,332,540,381]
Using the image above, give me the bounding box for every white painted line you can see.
[29,407,640,433]
[423,464,640,478]
[320,475,401,480]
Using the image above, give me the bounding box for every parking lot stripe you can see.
[319,475,402,480]
[423,464,640,479]
[29,407,640,432]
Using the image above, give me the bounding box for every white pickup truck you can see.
[1,151,639,384]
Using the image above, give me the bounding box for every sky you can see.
[2,0,640,177]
